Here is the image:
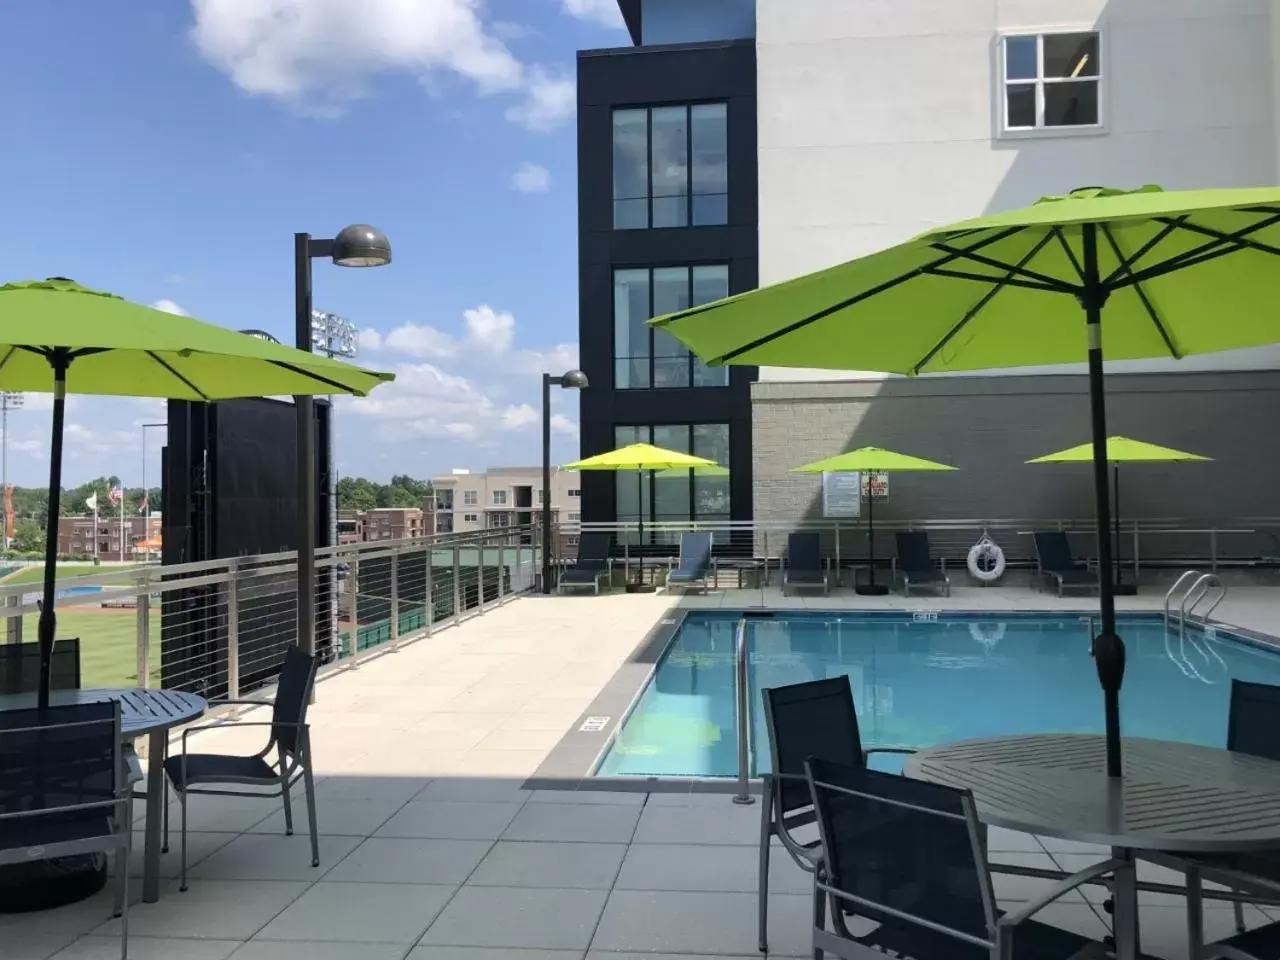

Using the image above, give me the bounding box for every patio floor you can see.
[9,584,1280,959]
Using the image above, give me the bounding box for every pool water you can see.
[595,612,1280,779]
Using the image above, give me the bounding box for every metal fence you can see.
[0,525,540,701]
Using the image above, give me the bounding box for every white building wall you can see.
[755,0,1279,382]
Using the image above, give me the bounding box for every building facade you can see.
[583,0,1280,552]
[428,468,583,535]
[576,5,758,532]
[336,508,433,543]
[58,515,162,561]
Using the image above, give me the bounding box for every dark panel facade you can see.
[577,39,759,528]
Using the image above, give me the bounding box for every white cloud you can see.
[500,404,538,431]
[151,299,188,316]
[550,414,579,437]
[9,438,42,458]
[563,0,625,28]
[383,323,459,360]
[464,305,515,355]
[505,68,575,132]
[192,0,573,128]
[357,328,383,352]
[492,20,534,41]
[511,162,550,194]
[508,342,580,376]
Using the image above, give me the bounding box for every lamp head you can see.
[331,224,392,268]
[559,369,589,390]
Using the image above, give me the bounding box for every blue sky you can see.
[0,0,626,487]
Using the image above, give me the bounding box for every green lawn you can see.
[3,564,142,585]
[22,609,161,689]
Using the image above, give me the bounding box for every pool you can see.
[594,611,1280,779]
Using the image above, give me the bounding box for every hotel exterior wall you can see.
[751,371,1280,560]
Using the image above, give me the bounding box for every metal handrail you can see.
[1181,573,1226,635]
[733,616,754,806]
[1163,570,1203,629]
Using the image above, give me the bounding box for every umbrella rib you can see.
[267,360,362,395]
[1100,218,1186,285]
[146,351,211,401]
[0,346,15,374]
[1116,212,1280,289]
[714,226,1029,364]
[926,242,1078,293]
[920,266,1062,293]
[1050,227,1085,284]
[1152,214,1280,260]
[1099,224,1181,359]
[911,231,1057,375]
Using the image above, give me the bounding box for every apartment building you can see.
[582,0,1280,536]
[336,508,433,543]
[428,468,583,535]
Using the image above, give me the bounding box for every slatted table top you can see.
[0,687,207,738]
[904,734,1280,853]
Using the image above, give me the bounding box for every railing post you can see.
[136,571,151,689]
[424,540,434,634]
[497,541,506,602]
[224,560,239,700]
[6,591,21,643]
[348,553,360,666]
[733,616,754,806]
[390,547,401,646]
[452,544,462,625]
[477,535,486,610]
[1210,529,1219,573]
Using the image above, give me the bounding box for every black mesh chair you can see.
[757,676,915,953]
[0,638,82,694]
[164,646,320,891]
[0,701,133,960]
[1032,532,1095,596]
[806,758,1114,960]
[892,532,951,597]
[783,532,829,596]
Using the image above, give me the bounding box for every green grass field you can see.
[2,564,142,585]
[23,608,161,688]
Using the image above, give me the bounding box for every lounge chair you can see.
[665,531,714,593]
[805,757,1114,960]
[1032,531,1096,596]
[557,532,611,594]
[782,532,828,596]
[892,531,951,597]
[756,676,915,953]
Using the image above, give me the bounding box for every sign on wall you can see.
[822,472,862,518]
[862,473,890,498]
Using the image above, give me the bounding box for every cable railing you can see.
[0,525,540,703]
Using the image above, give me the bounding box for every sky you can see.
[0,0,627,487]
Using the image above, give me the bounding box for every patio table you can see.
[904,733,1280,960]
[0,687,207,903]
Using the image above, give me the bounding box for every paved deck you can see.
[9,585,1280,959]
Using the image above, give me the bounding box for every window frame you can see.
[611,101,729,230]
[462,490,477,506]
[492,489,508,506]
[612,262,732,390]
[462,513,478,523]
[997,28,1106,139]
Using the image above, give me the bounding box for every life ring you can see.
[969,621,1006,649]
[967,537,1006,583]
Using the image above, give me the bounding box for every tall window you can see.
[463,490,477,506]
[1001,32,1101,132]
[612,103,728,230]
[614,424,730,541]
[615,264,729,389]
[492,490,508,506]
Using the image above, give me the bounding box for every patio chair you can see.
[892,531,951,597]
[0,701,134,960]
[805,757,1115,960]
[164,646,320,891]
[757,675,915,953]
[0,637,81,694]
[666,531,714,593]
[557,531,611,594]
[1032,531,1096,596]
[782,532,828,596]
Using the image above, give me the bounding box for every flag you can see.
[108,485,122,507]
[85,492,98,512]
[139,492,149,515]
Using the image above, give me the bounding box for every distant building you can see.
[427,467,582,535]
[336,507,434,544]
[58,515,162,561]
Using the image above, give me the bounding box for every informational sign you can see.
[821,472,862,518]
[862,472,890,498]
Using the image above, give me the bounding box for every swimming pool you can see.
[594,611,1280,779]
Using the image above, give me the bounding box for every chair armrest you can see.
[997,858,1125,928]
[215,699,274,707]
[863,746,916,758]
[181,719,307,750]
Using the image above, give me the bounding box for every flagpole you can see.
[93,497,98,563]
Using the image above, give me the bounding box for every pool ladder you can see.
[732,617,755,806]
[1164,569,1227,639]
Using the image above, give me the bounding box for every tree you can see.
[338,475,432,511]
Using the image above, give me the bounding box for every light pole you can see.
[295,226,391,660]
[541,370,588,594]
[1,392,23,547]
[141,422,164,560]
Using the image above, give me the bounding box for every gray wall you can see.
[753,371,1280,563]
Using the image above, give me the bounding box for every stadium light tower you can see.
[1,392,24,546]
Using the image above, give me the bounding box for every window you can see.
[612,103,728,229]
[492,490,508,506]
[568,489,580,497]
[1001,32,1100,132]
[463,513,478,523]
[537,489,545,504]
[568,512,581,522]
[615,264,730,389]
[488,512,511,528]
[463,490,478,506]
[614,423,730,543]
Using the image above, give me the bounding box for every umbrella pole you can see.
[1082,223,1125,780]
[37,352,70,709]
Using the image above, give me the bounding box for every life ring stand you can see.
[969,620,1007,649]
[967,535,1006,584]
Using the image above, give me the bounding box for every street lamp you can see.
[541,369,588,594]
[295,226,391,660]
[141,422,164,560]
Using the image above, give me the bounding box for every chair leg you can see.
[161,742,170,854]
[114,805,130,919]
[279,748,294,836]
[1186,864,1205,960]
[303,763,320,868]
[178,789,189,892]
[1233,887,1247,934]
[118,844,130,960]
[758,778,773,953]
[811,874,827,960]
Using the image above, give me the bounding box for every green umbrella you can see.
[652,184,1280,778]
[793,447,956,595]
[1028,437,1211,593]
[0,278,394,706]
[654,464,729,478]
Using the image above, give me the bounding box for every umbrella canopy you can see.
[4,278,394,706]
[564,443,716,472]
[792,446,957,474]
[651,184,1280,778]
[1027,436,1211,465]
[655,464,730,478]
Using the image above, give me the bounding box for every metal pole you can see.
[733,616,754,805]
[389,547,400,645]
[294,232,317,660]
[541,373,553,593]
[2,402,7,548]
[37,352,70,708]
[224,560,239,699]
[136,571,151,689]
[452,545,462,625]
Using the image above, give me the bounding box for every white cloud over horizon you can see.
[562,0,626,28]
[151,299,189,316]
[511,161,551,194]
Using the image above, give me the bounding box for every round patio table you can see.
[0,687,207,905]
[905,734,1280,960]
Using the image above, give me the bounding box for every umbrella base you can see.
[855,584,890,597]
[625,583,657,594]
[0,855,107,913]
[1112,583,1138,596]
